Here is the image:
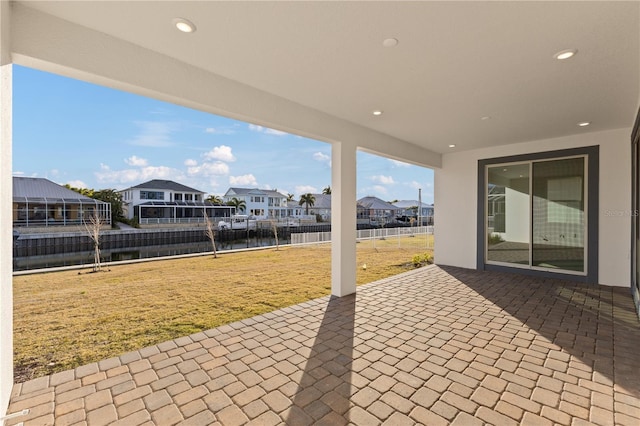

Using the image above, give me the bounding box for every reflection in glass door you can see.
[532,158,585,272]
[487,163,530,266]
[486,156,586,275]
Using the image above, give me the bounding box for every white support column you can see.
[0,0,12,416]
[331,141,357,297]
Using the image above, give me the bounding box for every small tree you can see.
[83,211,108,272]
[203,211,218,259]
[226,197,246,214]
[270,220,279,251]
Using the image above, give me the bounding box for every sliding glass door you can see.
[486,156,586,275]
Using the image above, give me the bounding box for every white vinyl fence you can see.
[291,226,434,246]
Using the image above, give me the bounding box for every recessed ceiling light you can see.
[173,18,196,33]
[448,144,456,148]
[554,49,578,60]
[578,121,591,127]
[383,38,399,47]
[372,110,383,116]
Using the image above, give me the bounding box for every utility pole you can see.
[418,188,422,227]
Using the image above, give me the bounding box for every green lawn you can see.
[13,237,433,382]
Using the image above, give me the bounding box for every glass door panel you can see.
[487,163,530,265]
[532,158,585,272]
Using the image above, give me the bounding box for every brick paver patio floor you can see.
[6,265,640,425]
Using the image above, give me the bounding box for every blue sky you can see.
[13,65,434,203]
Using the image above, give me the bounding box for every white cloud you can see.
[184,159,198,167]
[129,121,177,147]
[248,124,287,136]
[66,179,87,189]
[124,155,149,167]
[49,169,60,177]
[389,159,411,168]
[187,162,230,177]
[96,163,183,185]
[205,127,235,135]
[295,185,317,196]
[313,152,331,165]
[203,145,236,162]
[372,175,395,185]
[229,174,258,186]
[373,185,389,195]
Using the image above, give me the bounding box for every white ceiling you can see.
[16,1,640,154]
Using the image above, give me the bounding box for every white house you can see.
[1,2,639,415]
[119,179,233,224]
[223,187,289,219]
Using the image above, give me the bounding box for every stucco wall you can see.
[435,127,632,287]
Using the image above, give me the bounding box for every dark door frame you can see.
[630,107,640,318]
[477,146,599,284]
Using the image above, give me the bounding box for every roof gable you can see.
[225,187,286,198]
[129,179,203,193]
[357,196,398,210]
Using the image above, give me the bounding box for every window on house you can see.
[175,193,182,201]
[140,191,164,200]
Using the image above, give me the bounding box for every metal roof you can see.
[308,194,331,209]
[126,180,204,193]
[393,200,434,209]
[357,196,398,211]
[225,187,287,198]
[12,177,101,202]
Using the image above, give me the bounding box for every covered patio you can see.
[6,266,639,425]
[1,2,640,422]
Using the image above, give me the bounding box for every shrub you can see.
[118,217,140,228]
[412,252,434,268]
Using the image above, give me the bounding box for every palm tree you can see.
[298,193,316,216]
[206,195,223,205]
[322,186,331,195]
[226,197,246,213]
[286,193,295,201]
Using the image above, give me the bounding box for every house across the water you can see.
[119,179,233,226]
[12,177,111,232]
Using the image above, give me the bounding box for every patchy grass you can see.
[13,237,433,382]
